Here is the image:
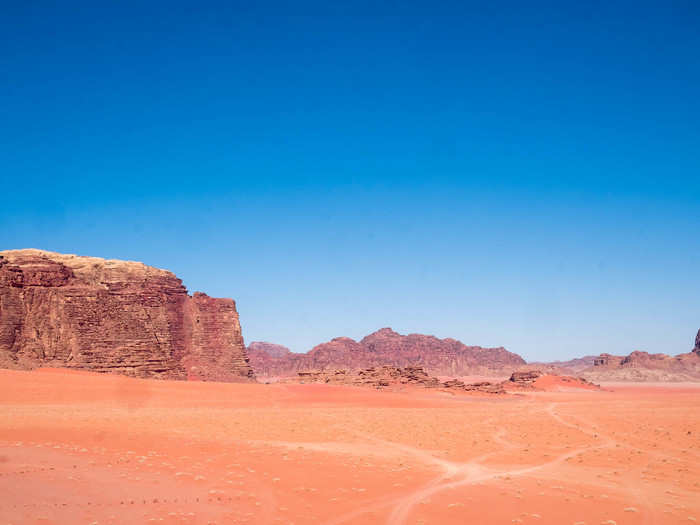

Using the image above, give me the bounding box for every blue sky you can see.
[2,2,698,361]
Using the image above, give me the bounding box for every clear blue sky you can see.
[2,2,698,361]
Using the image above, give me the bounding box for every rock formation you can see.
[506,370,599,390]
[508,370,543,384]
[248,327,525,378]
[359,328,525,372]
[294,365,505,393]
[0,249,255,382]
[248,342,292,358]
[289,365,597,393]
[581,341,700,382]
[535,330,700,382]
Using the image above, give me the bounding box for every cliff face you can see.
[695,329,700,354]
[248,327,525,378]
[0,249,254,382]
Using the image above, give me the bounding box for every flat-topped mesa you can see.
[509,370,543,383]
[506,369,599,391]
[0,249,255,382]
[695,329,700,355]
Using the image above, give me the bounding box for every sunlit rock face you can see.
[0,249,254,382]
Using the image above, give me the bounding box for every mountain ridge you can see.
[247,327,525,378]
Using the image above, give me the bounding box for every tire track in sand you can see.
[326,404,615,525]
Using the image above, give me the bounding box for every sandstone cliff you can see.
[247,327,525,378]
[0,249,254,382]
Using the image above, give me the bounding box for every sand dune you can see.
[1,368,698,524]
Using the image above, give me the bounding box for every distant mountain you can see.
[246,342,295,377]
[573,329,700,382]
[531,329,700,382]
[248,342,292,358]
[580,351,700,382]
[529,355,598,374]
[247,327,525,378]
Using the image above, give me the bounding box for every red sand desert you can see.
[1,368,699,525]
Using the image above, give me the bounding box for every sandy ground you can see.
[0,369,698,525]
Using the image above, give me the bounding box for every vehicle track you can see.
[325,403,615,525]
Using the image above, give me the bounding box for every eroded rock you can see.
[294,365,506,393]
[0,249,254,382]
[249,327,525,378]
[509,370,543,384]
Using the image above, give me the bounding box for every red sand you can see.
[1,369,698,524]
[531,374,600,391]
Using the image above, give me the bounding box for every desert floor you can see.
[0,369,698,525]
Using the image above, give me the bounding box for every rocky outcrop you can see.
[534,330,700,383]
[581,341,700,382]
[506,369,599,390]
[0,249,254,382]
[592,354,623,367]
[509,370,543,384]
[294,365,505,393]
[249,327,525,378]
[297,366,440,389]
[359,328,525,372]
[454,380,506,394]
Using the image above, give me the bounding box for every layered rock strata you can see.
[0,249,254,382]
